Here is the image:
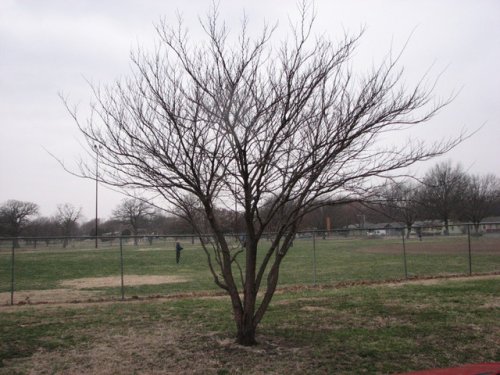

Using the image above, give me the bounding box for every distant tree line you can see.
[302,161,500,235]
[1,162,499,242]
[0,199,194,242]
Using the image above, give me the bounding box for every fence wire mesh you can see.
[1,224,499,305]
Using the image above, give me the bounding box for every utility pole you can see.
[93,144,102,248]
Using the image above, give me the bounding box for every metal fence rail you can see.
[1,223,499,305]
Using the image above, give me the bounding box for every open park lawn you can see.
[1,275,499,374]
[1,235,499,304]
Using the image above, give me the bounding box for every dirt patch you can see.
[0,288,102,305]
[300,306,331,312]
[275,297,328,306]
[382,274,500,288]
[480,296,500,309]
[2,273,498,309]
[60,275,189,289]
[0,275,189,306]
[136,247,171,252]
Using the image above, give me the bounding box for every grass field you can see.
[0,234,499,304]
[0,235,499,373]
[0,276,498,374]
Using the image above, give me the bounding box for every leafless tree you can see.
[55,203,82,247]
[65,4,461,345]
[0,200,39,247]
[460,174,500,233]
[24,217,60,237]
[419,161,468,234]
[375,180,422,238]
[113,198,154,244]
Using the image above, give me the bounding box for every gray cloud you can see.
[1,0,499,219]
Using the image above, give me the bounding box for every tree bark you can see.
[236,323,257,346]
[444,217,449,235]
[474,222,480,234]
[133,233,139,246]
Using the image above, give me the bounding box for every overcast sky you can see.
[1,0,499,221]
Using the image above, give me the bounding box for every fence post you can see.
[10,240,15,305]
[120,236,125,301]
[312,231,317,285]
[401,231,408,279]
[467,224,472,276]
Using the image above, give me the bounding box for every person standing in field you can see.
[175,242,183,264]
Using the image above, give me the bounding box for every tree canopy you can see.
[66,4,461,345]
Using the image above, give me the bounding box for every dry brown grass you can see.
[3,324,313,375]
[1,274,498,374]
[480,296,500,309]
[5,325,193,375]
[60,275,189,289]
[382,274,500,287]
[0,289,103,305]
[2,273,498,310]
[300,305,332,312]
[0,275,190,306]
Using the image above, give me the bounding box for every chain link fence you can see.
[1,223,499,305]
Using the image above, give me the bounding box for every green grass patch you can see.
[0,235,498,303]
[0,277,498,374]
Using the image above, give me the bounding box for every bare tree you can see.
[25,217,60,237]
[65,4,460,345]
[24,217,60,247]
[55,203,82,247]
[0,200,39,247]
[460,174,500,233]
[113,198,154,244]
[420,161,468,234]
[375,180,422,238]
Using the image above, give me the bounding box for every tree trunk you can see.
[474,222,480,234]
[234,250,284,346]
[236,323,257,346]
[235,232,259,346]
[133,228,139,245]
